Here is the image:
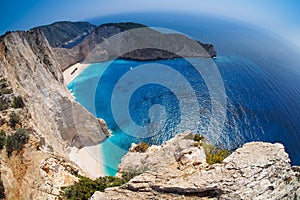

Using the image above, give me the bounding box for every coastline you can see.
[63,62,90,85]
[64,63,107,177]
[69,144,106,178]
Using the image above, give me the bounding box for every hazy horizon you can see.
[1,0,299,49]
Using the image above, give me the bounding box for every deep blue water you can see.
[69,13,300,175]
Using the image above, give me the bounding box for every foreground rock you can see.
[1,135,79,199]
[93,132,300,200]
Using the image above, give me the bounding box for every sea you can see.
[68,12,300,175]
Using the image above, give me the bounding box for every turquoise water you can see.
[69,13,300,175]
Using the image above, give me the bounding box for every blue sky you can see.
[1,0,299,48]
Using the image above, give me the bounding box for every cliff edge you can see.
[93,132,300,200]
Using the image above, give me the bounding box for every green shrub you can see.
[207,149,230,165]
[11,96,25,109]
[183,133,204,142]
[9,112,19,128]
[194,134,204,142]
[0,179,5,199]
[134,142,149,153]
[0,82,8,89]
[0,130,6,150]
[121,170,142,182]
[0,78,6,83]
[5,128,29,157]
[294,194,298,200]
[60,175,129,200]
[0,103,9,111]
[0,88,12,95]
[201,143,230,165]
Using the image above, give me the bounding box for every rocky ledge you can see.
[92,132,300,200]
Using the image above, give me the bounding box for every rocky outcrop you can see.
[0,28,110,199]
[0,29,107,177]
[93,132,300,200]
[0,76,85,199]
[1,134,79,200]
[118,132,206,174]
[53,22,217,70]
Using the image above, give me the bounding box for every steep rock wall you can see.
[0,30,107,177]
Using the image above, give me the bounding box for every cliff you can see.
[32,21,96,48]
[0,29,108,179]
[1,136,80,199]
[53,22,217,70]
[92,132,300,200]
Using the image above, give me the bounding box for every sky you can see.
[1,0,299,48]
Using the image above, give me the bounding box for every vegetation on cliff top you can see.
[8,112,20,128]
[202,143,231,165]
[0,77,13,96]
[0,130,5,150]
[5,128,29,157]
[134,141,149,153]
[0,76,28,157]
[0,76,25,112]
[187,133,231,165]
[11,96,25,109]
[60,171,140,200]
[0,179,5,199]
[0,77,13,111]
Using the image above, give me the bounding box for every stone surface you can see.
[0,135,79,200]
[118,132,207,175]
[94,132,300,200]
[32,21,96,48]
[53,22,217,70]
[0,29,107,177]
[0,24,115,199]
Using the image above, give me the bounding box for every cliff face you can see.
[32,21,96,48]
[53,22,217,70]
[0,30,107,176]
[93,132,300,200]
[1,135,79,200]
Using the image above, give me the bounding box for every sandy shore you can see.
[63,62,90,85]
[65,63,107,177]
[69,144,106,178]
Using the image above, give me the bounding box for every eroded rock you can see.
[94,132,300,200]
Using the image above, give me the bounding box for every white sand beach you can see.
[65,63,107,177]
[69,144,106,178]
[63,62,90,85]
